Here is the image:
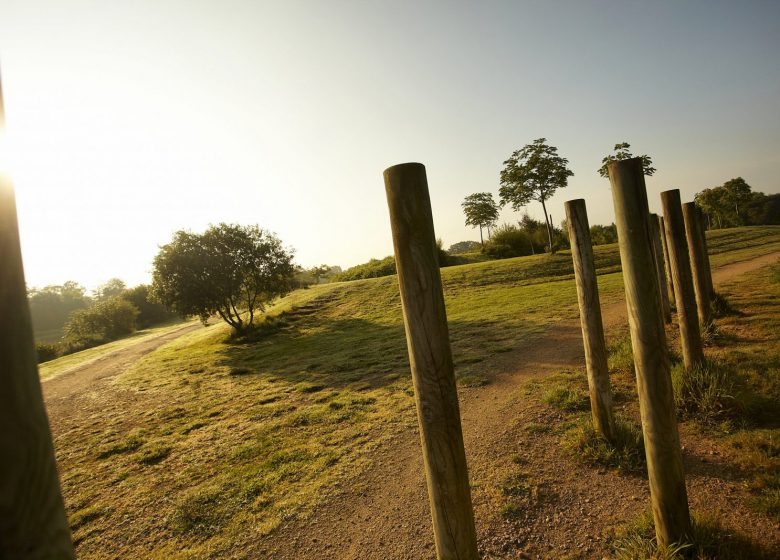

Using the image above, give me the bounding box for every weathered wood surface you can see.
[659,215,675,305]
[683,202,713,326]
[650,213,672,324]
[662,189,705,369]
[384,162,478,560]
[0,75,75,558]
[608,159,692,549]
[697,206,715,300]
[565,199,615,441]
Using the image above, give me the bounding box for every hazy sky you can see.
[1,0,778,290]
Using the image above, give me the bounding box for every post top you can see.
[383,162,425,176]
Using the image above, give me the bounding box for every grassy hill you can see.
[52,226,780,558]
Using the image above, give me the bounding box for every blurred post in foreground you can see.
[0,72,75,558]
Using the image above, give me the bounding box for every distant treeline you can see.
[695,178,779,229]
[30,279,178,363]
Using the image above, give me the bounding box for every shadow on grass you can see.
[217,315,543,392]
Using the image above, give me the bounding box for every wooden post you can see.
[662,190,705,369]
[650,214,672,324]
[0,74,75,558]
[608,159,692,549]
[697,206,715,301]
[683,202,713,326]
[658,215,675,306]
[384,163,478,560]
[564,199,615,441]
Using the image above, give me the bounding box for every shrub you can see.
[63,296,139,348]
[333,256,397,281]
[448,240,482,254]
[484,224,535,259]
[36,342,60,363]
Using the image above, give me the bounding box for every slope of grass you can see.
[39,319,191,380]
[55,227,780,557]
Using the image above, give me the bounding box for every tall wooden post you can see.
[658,215,675,305]
[697,206,715,301]
[662,190,705,369]
[682,202,713,326]
[608,159,692,549]
[0,74,75,558]
[564,199,615,441]
[649,214,672,324]
[384,163,478,560]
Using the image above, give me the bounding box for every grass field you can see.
[52,226,780,558]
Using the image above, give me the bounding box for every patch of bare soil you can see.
[263,251,780,560]
[43,323,202,440]
[40,252,779,559]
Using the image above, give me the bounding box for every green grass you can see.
[562,415,646,473]
[612,511,771,559]
[56,227,780,557]
[38,320,192,380]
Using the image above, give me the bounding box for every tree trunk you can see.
[479,226,483,247]
[541,199,554,253]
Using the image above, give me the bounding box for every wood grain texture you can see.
[683,202,713,326]
[697,206,715,301]
[608,159,692,549]
[384,163,478,560]
[662,190,705,369]
[0,74,75,557]
[650,214,672,324]
[564,199,615,441]
[658,216,676,305]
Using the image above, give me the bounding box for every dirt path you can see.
[42,322,202,423]
[263,251,780,560]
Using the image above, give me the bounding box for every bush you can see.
[448,240,482,254]
[121,284,178,328]
[36,342,60,364]
[484,224,535,259]
[333,256,397,281]
[63,296,139,348]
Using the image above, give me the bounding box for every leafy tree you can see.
[499,138,573,253]
[589,223,618,246]
[63,296,139,347]
[308,264,331,284]
[598,142,656,178]
[93,278,127,300]
[28,281,91,336]
[694,178,758,229]
[722,177,753,224]
[462,192,500,246]
[121,284,177,329]
[448,240,482,254]
[151,224,295,333]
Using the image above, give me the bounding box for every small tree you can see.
[308,264,331,284]
[152,224,295,333]
[598,142,656,178]
[93,278,127,300]
[461,192,500,246]
[499,138,573,253]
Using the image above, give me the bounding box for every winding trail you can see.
[39,251,780,559]
[262,251,780,560]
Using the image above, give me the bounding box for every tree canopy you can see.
[151,224,295,333]
[694,177,767,228]
[598,142,656,178]
[461,192,500,245]
[499,138,573,253]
